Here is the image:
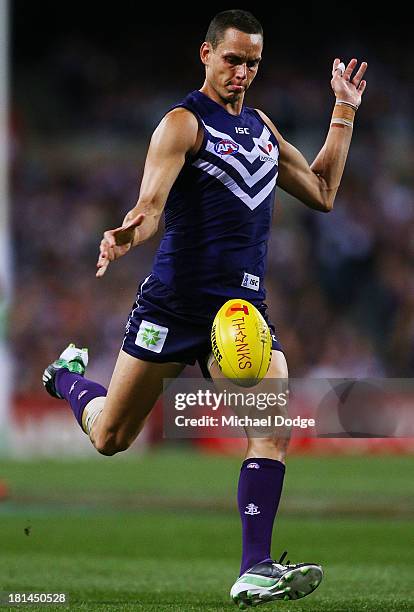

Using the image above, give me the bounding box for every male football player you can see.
[43,9,367,608]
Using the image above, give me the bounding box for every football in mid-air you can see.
[211,299,272,387]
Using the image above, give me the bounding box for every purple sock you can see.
[238,457,286,575]
[55,369,107,431]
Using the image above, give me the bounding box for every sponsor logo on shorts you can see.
[241,272,260,292]
[135,320,168,353]
[246,462,260,469]
[214,139,239,155]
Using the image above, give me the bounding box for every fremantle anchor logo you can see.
[244,503,260,515]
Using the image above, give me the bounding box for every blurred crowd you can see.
[11,33,414,393]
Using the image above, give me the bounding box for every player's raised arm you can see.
[96,108,199,277]
[257,58,367,212]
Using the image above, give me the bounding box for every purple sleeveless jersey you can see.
[152,90,279,306]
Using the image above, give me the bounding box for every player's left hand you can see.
[331,58,367,108]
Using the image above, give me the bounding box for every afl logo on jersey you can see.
[214,139,239,155]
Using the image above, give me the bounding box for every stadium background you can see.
[2,3,414,611]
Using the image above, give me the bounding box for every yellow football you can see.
[211,299,272,387]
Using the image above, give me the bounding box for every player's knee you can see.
[248,436,290,461]
[94,431,131,456]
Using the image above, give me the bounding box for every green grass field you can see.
[1,450,413,611]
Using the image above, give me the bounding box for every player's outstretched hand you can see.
[331,58,367,108]
[96,212,145,278]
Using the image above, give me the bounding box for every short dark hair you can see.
[205,10,263,49]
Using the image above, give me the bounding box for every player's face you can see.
[201,28,263,102]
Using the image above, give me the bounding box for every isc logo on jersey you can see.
[211,299,272,387]
[214,139,239,155]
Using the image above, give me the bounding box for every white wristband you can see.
[336,99,359,111]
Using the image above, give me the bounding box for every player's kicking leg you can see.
[209,350,323,608]
[43,343,184,454]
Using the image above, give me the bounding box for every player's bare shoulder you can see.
[163,106,199,131]
[156,107,202,157]
[255,108,284,144]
